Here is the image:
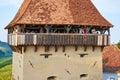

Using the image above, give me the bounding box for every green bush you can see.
[117,41,120,49]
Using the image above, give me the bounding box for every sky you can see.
[0,0,120,44]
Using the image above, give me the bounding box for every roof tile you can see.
[103,45,120,72]
[5,0,113,29]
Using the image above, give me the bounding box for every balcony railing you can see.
[8,33,110,46]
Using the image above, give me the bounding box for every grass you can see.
[0,57,12,80]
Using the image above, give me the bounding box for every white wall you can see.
[12,46,103,80]
[12,52,23,80]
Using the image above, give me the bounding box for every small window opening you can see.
[79,54,88,58]
[80,74,88,78]
[40,54,52,59]
[47,76,58,80]
[45,55,48,58]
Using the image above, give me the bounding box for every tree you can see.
[117,41,120,49]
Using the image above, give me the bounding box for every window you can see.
[80,74,88,79]
[47,76,58,80]
[40,54,52,59]
[79,54,88,58]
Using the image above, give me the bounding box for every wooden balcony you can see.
[8,33,110,46]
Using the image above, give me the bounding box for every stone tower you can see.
[5,0,113,80]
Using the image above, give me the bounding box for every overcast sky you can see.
[0,0,120,44]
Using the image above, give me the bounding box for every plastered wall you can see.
[12,46,102,80]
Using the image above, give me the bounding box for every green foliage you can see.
[0,57,12,80]
[117,41,120,49]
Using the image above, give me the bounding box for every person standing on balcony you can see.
[83,27,87,34]
[79,27,83,34]
[92,28,97,34]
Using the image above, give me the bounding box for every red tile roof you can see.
[5,0,113,29]
[103,45,120,73]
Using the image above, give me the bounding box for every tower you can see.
[5,0,113,80]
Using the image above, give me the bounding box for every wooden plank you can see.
[8,33,109,46]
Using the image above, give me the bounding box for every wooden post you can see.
[65,25,72,33]
[108,28,110,35]
[14,25,19,46]
[75,46,78,51]
[92,46,95,52]
[24,46,27,52]
[45,25,51,33]
[35,46,38,52]
[55,46,58,52]
[84,46,87,52]
[62,46,65,52]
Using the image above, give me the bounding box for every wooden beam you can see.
[14,46,19,53]
[84,46,87,52]
[92,46,95,52]
[34,46,38,52]
[45,46,50,52]
[55,46,58,52]
[107,35,110,45]
[11,46,16,52]
[102,35,105,46]
[15,46,21,53]
[24,46,27,52]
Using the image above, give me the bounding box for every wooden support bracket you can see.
[75,46,78,51]
[55,46,58,52]
[84,46,87,52]
[34,46,38,52]
[92,46,95,52]
[63,46,65,52]
[45,46,50,52]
